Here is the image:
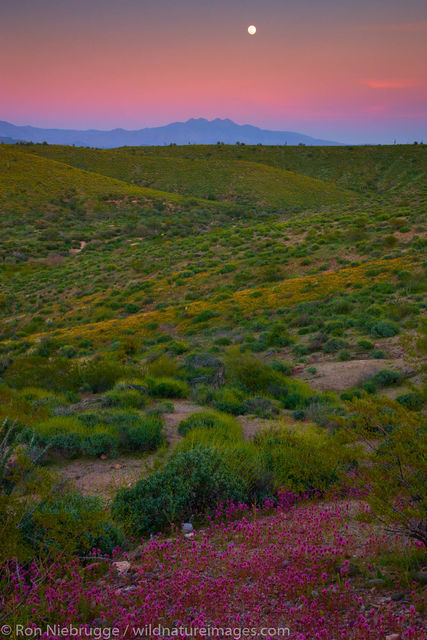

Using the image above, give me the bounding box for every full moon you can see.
[248,25,257,35]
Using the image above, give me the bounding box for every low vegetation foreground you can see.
[0,141,426,638]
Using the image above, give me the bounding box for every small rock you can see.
[184,532,195,539]
[385,634,400,640]
[413,571,427,585]
[113,561,130,575]
[368,578,385,586]
[122,585,137,594]
[113,464,122,470]
[100,454,107,460]
[182,523,193,534]
[391,593,405,602]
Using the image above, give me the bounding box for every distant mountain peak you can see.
[0,118,343,147]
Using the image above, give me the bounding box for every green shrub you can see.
[213,386,247,414]
[17,387,67,411]
[371,369,402,387]
[103,389,147,408]
[81,432,118,457]
[360,380,377,394]
[358,339,374,350]
[292,344,309,356]
[112,445,247,536]
[77,358,124,392]
[340,390,361,401]
[4,356,78,392]
[292,410,306,420]
[21,492,124,555]
[146,401,174,416]
[58,345,78,358]
[33,416,85,457]
[396,393,423,411]
[168,340,189,355]
[145,355,178,378]
[330,298,352,314]
[334,396,426,544]
[370,320,400,338]
[271,361,293,376]
[242,396,279,418]
[254,426,341,493]
[178,410,241,438]
[118,416,164,452]
[324,337,349,353]
[35,336,59,358]
[184,352,223,385]
[338,349,351,361]
[225,350,285,395]
[147,377,190,398]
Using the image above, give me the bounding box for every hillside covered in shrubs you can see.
[0,141,425,637]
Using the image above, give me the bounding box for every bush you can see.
[358,339,374,350]
[271,361,293,376]
[292,410,306,421]
[146,401,174,416]
[178,410,241,438]
[282,392,304,410]
[242,397,279,418]
[168,340,189,355]
[371,350,386,359]
[21,492,124,555]
[225,350,278,393]
[324,338,349,353]
[330,298,352,314]
[77,358,124,393]
[145,355,178,378]
[254,426,341,494]
[371,369,402,387]
[103,389,147,408]
[118,416,164,452]
[184,352,223,385]
[58,345,78,358]
[335,396,427,544]
[33,416,85,458]
[81,432,118,457]
[112,445,247,536]
[147,377,190,398]
[370,320,400,338]
[396,393,423,411]
[212,386,246,415]
[4,356,78,392]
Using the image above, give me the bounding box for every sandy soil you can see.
[57,400,205,499]
[300,358,412,391]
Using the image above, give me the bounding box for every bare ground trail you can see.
[55,400,284,498]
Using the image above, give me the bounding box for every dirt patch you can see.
[163,399,206,445]
[56,400,205,499]
[301,358,411,391]
[55,401,297,498]
[238,415,279,439]
[57,455,153,500]
[69,240,86,255]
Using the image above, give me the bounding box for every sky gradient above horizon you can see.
[1,0,426,143]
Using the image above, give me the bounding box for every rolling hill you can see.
[16,144,352,209]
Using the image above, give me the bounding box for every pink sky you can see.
[1,0,426,143]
